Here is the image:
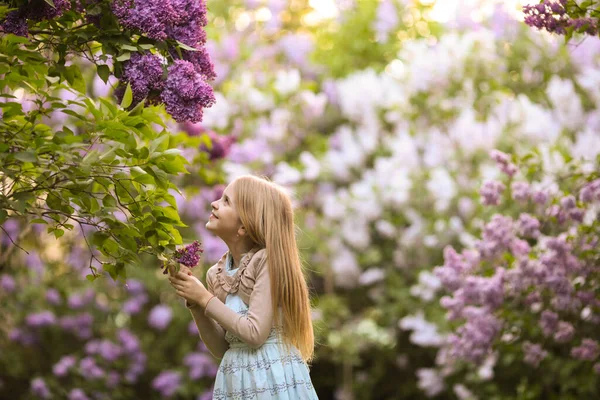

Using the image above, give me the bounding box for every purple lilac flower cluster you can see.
[172,240,204,268]
[116,52,165,107]
[436,149,600,370]
[524,0,599,36]
[161,61,216,123]
[1,0,71,37]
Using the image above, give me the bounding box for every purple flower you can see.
[123,293,149,315]
[111,0,177,41]
[152,370,182,397]
[148,304,173,330]
[184,352,217,379]
[125,279,146,295]
[53,355,77,377]
[476,214,514,259]
[532,189,549,205]
[511,181,531,202]
[200,132,236,161]
[540,310,558,337]
[68,288,95,309]
[580,179,600,203]
[178,47,216,81]
[553,321,575,343]
[490,149,518,177]
[447,307,502,364]
[173,240,204,267]
[68,388,90,400]
[26,311,56,328]
[1,10,28,37]
[117,52,165,106]
[517,213,540,238]
[79,357,105,380]
[118,329,141,353]
[0,274,16,293]
[30,377,51,399]
[373,0,398,40]
[26,0,71,21]
[480,180,505,206]
[434,247,478,292]
[59,312,94,339]
[571,339,600,361]
[46,288,61,305]
[522,341,547,367]
[161,60,216,123]
[97,340,123,362]
[560,195,576,210]
[523,0,572,35]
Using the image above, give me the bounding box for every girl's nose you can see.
[211,200,218,209]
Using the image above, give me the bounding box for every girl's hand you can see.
[168,271,212,307]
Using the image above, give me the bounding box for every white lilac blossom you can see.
[399,313,444,347]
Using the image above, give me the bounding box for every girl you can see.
[168,175,319,399]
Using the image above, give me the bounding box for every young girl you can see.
[168,175,319,399]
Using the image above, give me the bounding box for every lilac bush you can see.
[434,150,600,395]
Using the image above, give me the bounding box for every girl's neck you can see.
[227,240,256,269]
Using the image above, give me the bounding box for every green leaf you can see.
[30,218,48,225]
[0,210,7,224]
[116,52,131,62]
[176,41,199,51]
[133,173,155,185]
[14,151,37,162]
[54,229,64,238]
[44,0,55,7]
[97,64,110,84]
[86,274,99,282]
[121,82,133,109]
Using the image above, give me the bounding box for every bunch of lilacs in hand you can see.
[434,149,600,376]
[524,0,599,37]
[162,240,203,275]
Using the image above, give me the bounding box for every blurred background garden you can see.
[1,0,600,399]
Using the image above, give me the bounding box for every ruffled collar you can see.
[215,246,262,295]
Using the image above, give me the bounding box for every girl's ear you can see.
[237,225,247,237]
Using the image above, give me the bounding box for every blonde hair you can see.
[232,175,315,363]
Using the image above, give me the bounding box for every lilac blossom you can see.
[59,313,94,339]
[26,0,71,21]
[68,388,90,400]
[152,370,182,397]
[79,357,105,380]
[30,377,51,399]
[580,179,600,203]
[476,214,514,259]
[118,329,141,354]
[517,213,540,238]
[522,341,547,367]
[25,311,56,328]
[480,180,505,206]
[532,189,549,205]
[490,149,518,177]
[1,274,16,293]
[161,60,216,123]
[200,132,236,161]
[123,292,149,314]
[117,52,165,106]
[148,304,173,330]
[173,240,204,267]
[188,320,198,335]
[184,352,217,379]
[53,355,77,377]
[553,321,575,343]
[571,339,600,361]
[511,181,531,202]
[1,10,28,37]
[45,288,61,305]
[447,307,502,364]
[540,310,559,337]
[111,0,177,41]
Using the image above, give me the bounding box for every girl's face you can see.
[206,184,242,239]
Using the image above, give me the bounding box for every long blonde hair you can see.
[232,175,315,363]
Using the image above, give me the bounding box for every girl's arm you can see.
[187,304,229,359]
[186,269,230,359]
[204,259,274,348]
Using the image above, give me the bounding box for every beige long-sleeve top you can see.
[188,247,275,359]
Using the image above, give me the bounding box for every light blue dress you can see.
[212,255,319,400]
